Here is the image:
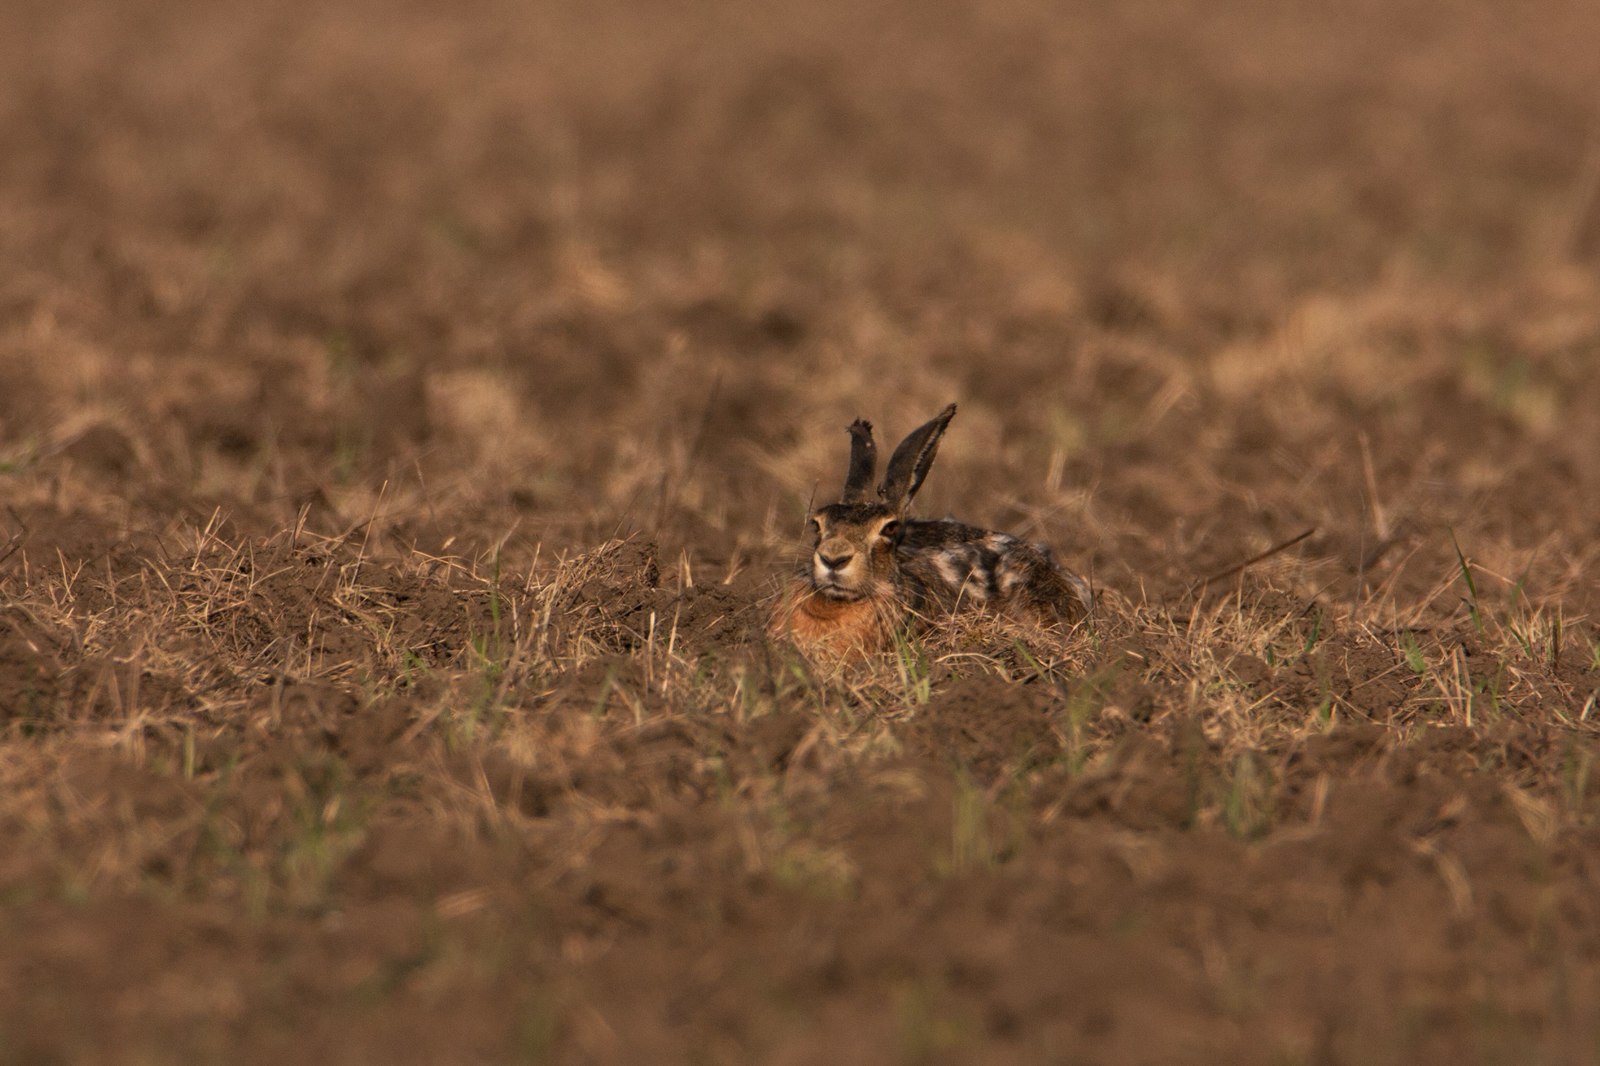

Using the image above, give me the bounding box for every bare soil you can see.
[4,0,1600,1062]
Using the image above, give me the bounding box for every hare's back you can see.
[896,519,1088,621]
[895,520,1021,607]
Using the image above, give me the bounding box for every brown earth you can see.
[4,0,1600,1062]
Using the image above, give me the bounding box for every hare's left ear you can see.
[879,403,956,512]
[839,419,878,503]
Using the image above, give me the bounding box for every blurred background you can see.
[3,0,1600,606]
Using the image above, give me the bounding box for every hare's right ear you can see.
[879,403,956,511]
[839,419,877,503]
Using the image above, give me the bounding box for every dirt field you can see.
[4,0,1600,1062]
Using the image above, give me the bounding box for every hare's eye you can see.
[879,520,901,540]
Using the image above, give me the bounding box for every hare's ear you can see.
[840,419,877,503]
[879,403,956,511]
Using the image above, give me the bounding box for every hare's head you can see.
[804,404,956,601]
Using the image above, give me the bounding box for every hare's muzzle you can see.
[817,546,854,570]
[812,536,868,598]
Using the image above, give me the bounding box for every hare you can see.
[769,403,1092,653]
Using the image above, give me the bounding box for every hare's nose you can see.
[818,548,854,570]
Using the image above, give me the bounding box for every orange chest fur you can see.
[769,584,889,654]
